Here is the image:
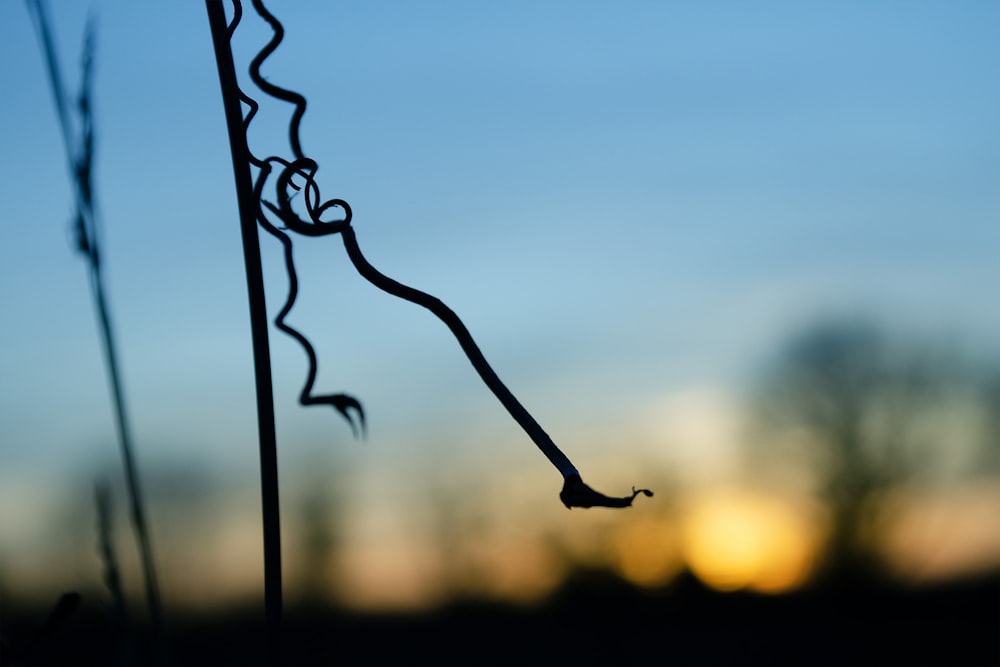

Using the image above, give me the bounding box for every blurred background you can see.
[1,1,998,664]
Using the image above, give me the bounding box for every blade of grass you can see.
[25,0,165,658]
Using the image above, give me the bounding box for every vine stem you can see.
[206,1,283,662]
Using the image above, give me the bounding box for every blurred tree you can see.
[980,372,1000,474]
[292,473,351,610]
[753,319,986,580]
[297,488,334,606]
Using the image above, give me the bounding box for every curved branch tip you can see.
[559,474,653,509]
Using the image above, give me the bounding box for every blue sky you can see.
[1,1,999,607]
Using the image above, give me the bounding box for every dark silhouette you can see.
[25,0,164,654]
[753,319,984,579]
[2,569,996,665]
[94,482,140,663]
[209,0,650,509]
[207,0,651,656]
[3,592,81,665]
[205,3,286,660]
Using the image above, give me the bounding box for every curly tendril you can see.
[230,0,650,508]
[223,0,365,436]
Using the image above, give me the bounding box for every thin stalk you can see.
[25,0,164,655]
[206,1,283,661]
[91,266,165,634]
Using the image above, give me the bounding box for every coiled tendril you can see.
[227,0,651,508]
[226,0,363,436]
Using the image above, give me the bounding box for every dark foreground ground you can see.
[3,569,997,666]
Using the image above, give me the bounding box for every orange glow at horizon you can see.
[613,516,683,588]
[681,488,824,593]
[334,539,448,612]
[875,482,1000,584]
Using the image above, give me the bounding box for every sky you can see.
[1,1,999,611]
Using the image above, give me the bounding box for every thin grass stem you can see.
[25,0,165,658]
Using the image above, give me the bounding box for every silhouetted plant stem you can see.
[95,481,134,661]
[212,0,651,513]
[206,1,283,662]
[25,0,165,657]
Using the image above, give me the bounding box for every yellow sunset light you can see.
[682,488,822,593]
